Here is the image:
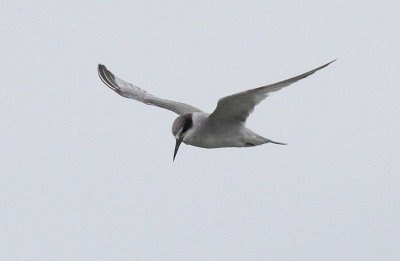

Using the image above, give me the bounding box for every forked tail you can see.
[267,139,287,145]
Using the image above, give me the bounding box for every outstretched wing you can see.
[209,60,335,122]
[98,64,202,115]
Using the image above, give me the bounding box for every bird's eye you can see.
[182,117,193,133]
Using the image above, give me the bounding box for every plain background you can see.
[1,1,399,260]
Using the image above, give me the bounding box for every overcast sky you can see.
[1,0,399,260]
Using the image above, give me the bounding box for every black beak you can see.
[173,137,183,161]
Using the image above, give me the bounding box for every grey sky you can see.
[1,0,399,260]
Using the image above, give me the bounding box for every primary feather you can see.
[209,60,336,122]
[98,64,202,115]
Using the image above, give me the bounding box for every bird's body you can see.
[98,60,335,160]
[180,112,278,148]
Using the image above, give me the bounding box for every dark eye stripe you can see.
[182,114,193,133]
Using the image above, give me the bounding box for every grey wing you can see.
[209,60,336,122]
[98,64,202,115]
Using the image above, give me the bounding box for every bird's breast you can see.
[183,118,246,148]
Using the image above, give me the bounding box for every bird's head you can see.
[171,113,193,161]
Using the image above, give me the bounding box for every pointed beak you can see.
[173,137,183,161]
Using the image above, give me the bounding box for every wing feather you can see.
[98,64,202,115]
[209,60,336,122]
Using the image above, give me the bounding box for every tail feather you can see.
[246,129,287,146]
[267,139,287,145]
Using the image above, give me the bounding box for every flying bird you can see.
[98,60,335,161]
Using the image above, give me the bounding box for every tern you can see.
[98,60,335,161]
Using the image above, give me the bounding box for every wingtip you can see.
[97,64,105,77]
[97,63,118,92]
[324,59,336,66]
[315,59,337,71]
